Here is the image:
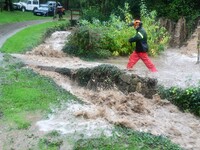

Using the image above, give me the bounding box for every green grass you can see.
[0,20,68,53]
[0,11,49,24]
[74,126,183,150]
[0,56,78,129]
[38,131,63,150]
[0,12,70,129]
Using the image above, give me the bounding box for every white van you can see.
[13,0,39,12]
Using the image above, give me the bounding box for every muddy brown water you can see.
[1,31,199,150]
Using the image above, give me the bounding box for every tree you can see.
[2,0,13,11]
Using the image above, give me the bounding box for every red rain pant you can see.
[127,51,157,72]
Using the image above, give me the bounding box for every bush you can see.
[159,85,200,117]
[63,26,112,59]
[63,2,170,59]
[75,64,122,88]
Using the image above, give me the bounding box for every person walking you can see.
[127,19,157,72]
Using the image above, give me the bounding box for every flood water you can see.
[98,49,200,88]
[10,31,200,150]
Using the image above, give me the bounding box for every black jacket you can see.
[129,26,148,52]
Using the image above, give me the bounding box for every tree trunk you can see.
[4,0,13,11]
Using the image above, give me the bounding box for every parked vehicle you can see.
[44,1,65,17]
[45,1,57,7]
[13,3,21,10]
[33,4,54,16]
[13,0,39,12]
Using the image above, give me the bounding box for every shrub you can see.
[63,15,134,59]
[63,25,112,59]
[63,2,170,59]
[159,85,200,117]
[75,64,122,88]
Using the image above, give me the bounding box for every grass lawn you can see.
[0,55,78,129]
[0,11,49,24]
[0,20,69,53]
[0,10,71,25]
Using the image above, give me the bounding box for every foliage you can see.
[100,15,134,56]
[0,57,78,129]
[75,67,92,86]
[63,25,112,59]
[158,85,200,117]
[75,64,122,89]
[146,0,200,22]
[39,138,63,150]
[140,0,170,56]
[64,3,134,59]
[64,2,169,59]
[69,0,200,23]
[185,11,200,37]
[0,21,69,53]
[74,126,182,150]
[68,0,200,46]
[145,0,200,36]
[81,6,108,22]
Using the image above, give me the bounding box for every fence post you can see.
[70,9,81,26]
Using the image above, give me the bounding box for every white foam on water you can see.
[36,102,113,139]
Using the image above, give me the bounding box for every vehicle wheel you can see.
[33,7,37,12]
[21,7,25,12]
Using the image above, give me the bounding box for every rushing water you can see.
[10,31,200,149]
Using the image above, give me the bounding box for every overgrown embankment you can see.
[38,63,200,118]
[53,64,158,98]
